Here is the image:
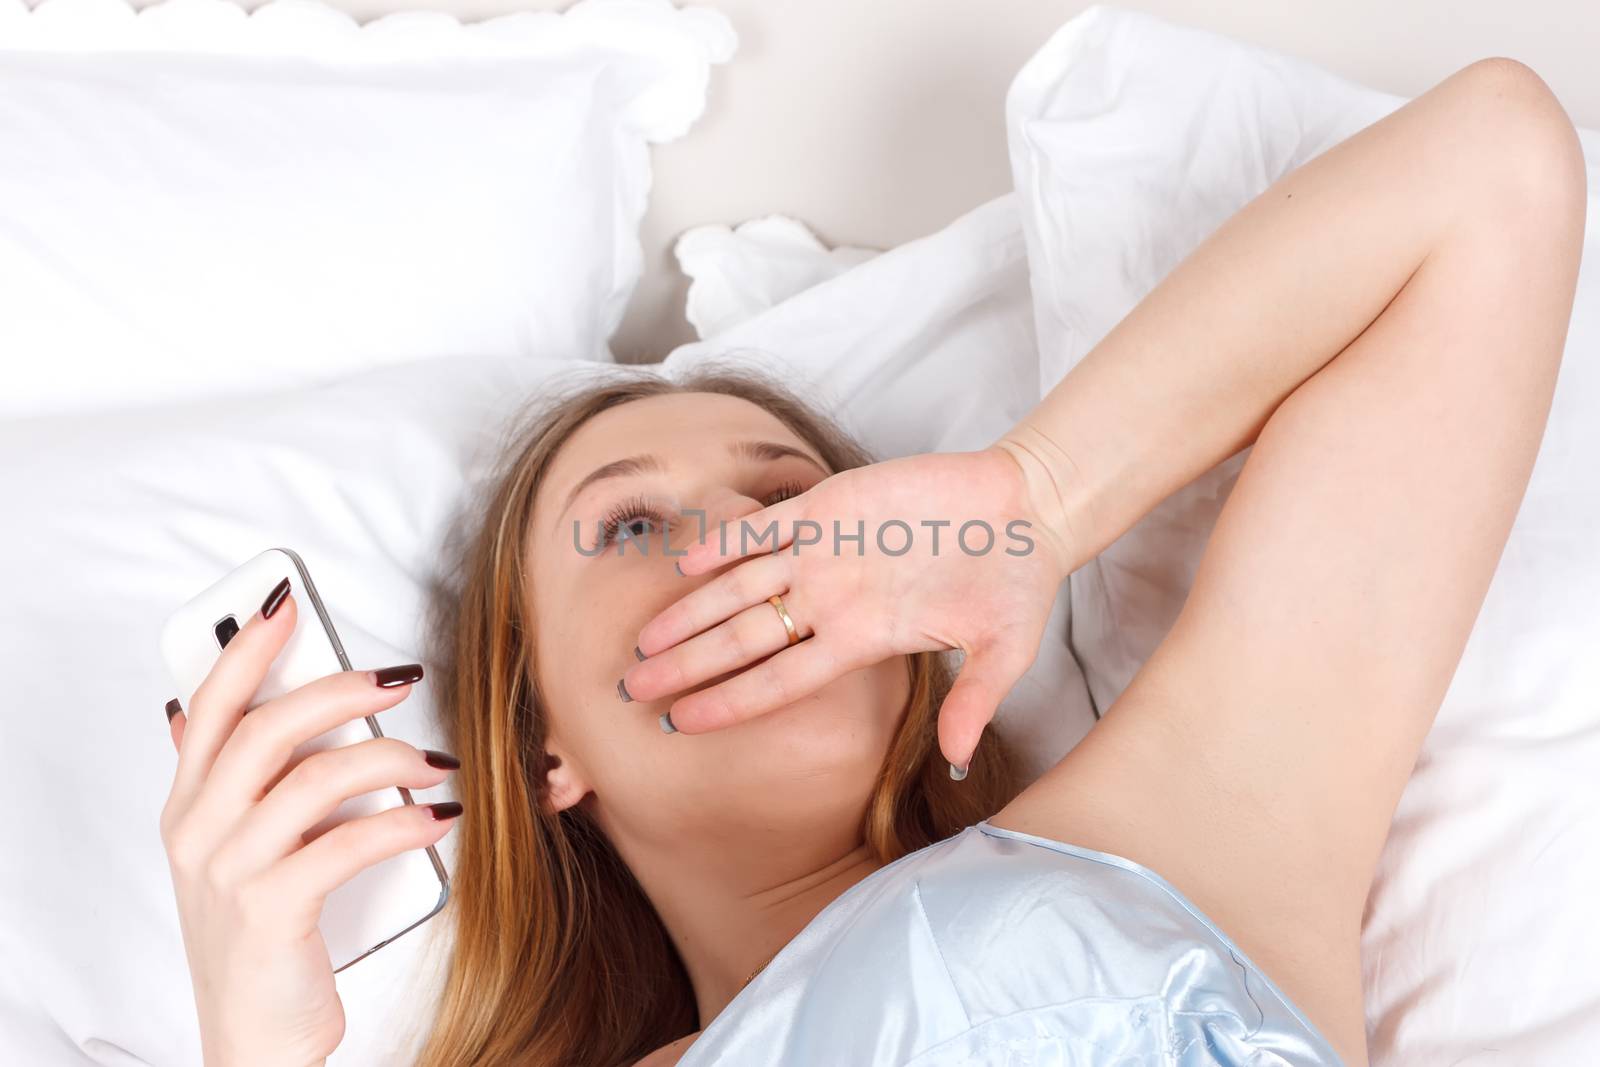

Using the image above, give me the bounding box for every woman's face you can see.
[525,391,911,849]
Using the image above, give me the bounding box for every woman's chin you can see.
[758,689,899,771]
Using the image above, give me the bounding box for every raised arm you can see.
[985,57,1586,1067]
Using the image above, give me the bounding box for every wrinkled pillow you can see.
[675,213,879,338]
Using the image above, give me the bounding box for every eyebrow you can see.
[557,439,829,525]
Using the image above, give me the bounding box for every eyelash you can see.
[595,479,807,550]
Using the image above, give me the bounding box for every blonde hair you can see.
[411,361,1021,1066]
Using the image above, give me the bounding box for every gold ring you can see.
[768,593,800,646]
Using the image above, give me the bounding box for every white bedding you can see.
[0,0,736,417]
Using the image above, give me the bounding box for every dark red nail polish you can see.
[261,577,292,619]
[165,698,182,723]
[426,801,463,821]
[423,749,460,770]
[371,663,424,688]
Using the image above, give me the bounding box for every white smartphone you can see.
[159,545,450,972]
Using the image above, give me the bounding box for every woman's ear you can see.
[538,748,585,815]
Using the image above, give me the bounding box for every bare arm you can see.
[987,57,1586,1066]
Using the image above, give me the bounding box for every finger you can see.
[184,667,421,851]
[674,491,812,577]
[208,737,454,884]
[169,577,298,810]
[937,639,1037,777]
[666,635,850,733]
[636,553,790,656]
[624,591,807,706]
[252,798,461,931]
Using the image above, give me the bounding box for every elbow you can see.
[1447,57,1588,222]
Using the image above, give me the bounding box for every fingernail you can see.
[422,749,461,770]
[633,645,646,661]
[659,712,677,734]
[617,677,633,702]
[165,698,182,723]
[261,576,292,619]
[426,801,463,821]
[370,663,425,688]
[674,560,686,577]
[948,761,969,782]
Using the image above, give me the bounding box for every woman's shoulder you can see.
[676,820,1345,1065]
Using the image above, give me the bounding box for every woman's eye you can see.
[764,479,806,506]
[593,481,808,553]
[595,495,670,551]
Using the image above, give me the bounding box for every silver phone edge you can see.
[270,546,454,973]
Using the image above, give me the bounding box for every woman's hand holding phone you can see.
[159,579,462,1067]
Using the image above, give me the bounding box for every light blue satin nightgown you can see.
[676,819,1344,1066]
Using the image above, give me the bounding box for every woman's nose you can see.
[677,486,766,552]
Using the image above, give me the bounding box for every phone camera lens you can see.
[214,615,240,649]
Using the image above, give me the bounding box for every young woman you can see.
[159,57,1585,1067]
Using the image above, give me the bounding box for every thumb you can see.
[937,638,1033,780]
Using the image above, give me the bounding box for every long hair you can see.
[408,360,1023,1066]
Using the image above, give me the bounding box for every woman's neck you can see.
[609,814,883,1028]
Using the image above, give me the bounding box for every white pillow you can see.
[663,193,1099,785]
[675,213,880,339]
[1007,6,1600,1064]
[0,0,736,419]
